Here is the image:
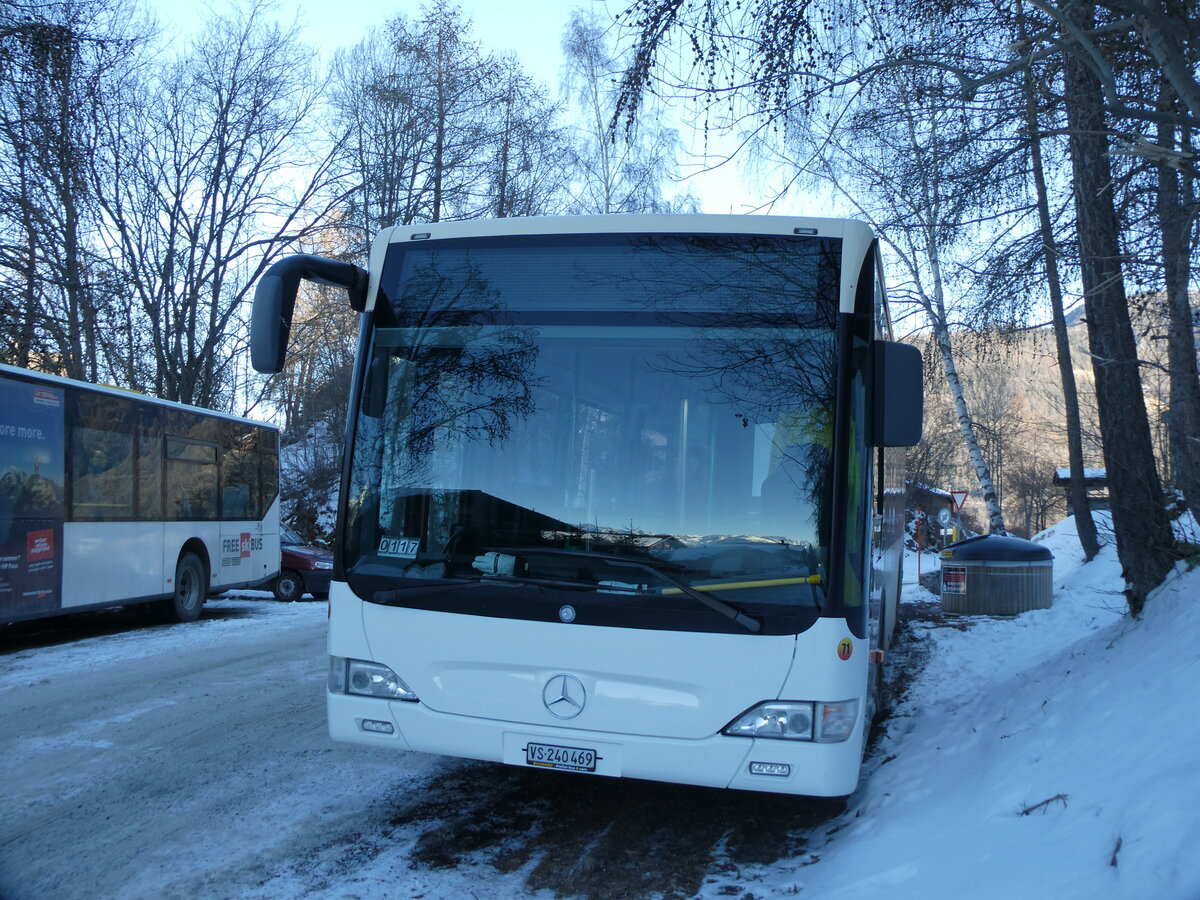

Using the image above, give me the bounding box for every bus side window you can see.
[260,429,279,512]
[166,438,218,520]
[138,431,162,520]
[222,484,250,518]
[220,426,261,520]
[71,426,134,520]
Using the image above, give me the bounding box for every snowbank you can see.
[731,516,1200,899]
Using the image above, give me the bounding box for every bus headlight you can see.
[723,699,858,742]
[724,702,814,740]
[328,656,418,701]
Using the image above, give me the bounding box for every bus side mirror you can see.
[251,254,370,374]
[874,340,923,447]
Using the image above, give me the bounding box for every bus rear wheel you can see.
[158,552,206,623]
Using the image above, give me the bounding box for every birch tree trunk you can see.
[926,259,1009,535]
[897,90,1008,535]
[816,65,1011,536]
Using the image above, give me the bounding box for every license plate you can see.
[524,741,598,773]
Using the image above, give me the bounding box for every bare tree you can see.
[94,0,341,409]
[958,1,1104,558]
[0,0,144,380]
[916,326,1102,538]
[562,9,693,214]
[906,342,977,496]
[1025,0,1200,129]
[1014,7,1103,559]
[805,56,1012,534]
[485,57,572,219]
[613,0,1189,610]
[394,0,504,223]
[1006,435,1068,536]
[328,27,437,250]
[328,1,569,247]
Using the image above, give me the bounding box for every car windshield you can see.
[342,232,841,630]
[280,524,303,545]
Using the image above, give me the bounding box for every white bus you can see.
[0,364,280,624]
[252,214,921,797]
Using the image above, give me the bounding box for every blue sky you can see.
[146,0,595,88]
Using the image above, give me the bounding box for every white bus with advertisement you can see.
[0,364,280,624]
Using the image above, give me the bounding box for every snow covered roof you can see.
[1053,467,1108,483]
[907,481,954,498]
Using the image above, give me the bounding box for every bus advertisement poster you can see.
[0,375,65,620]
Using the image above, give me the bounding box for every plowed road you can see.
[1,598,845,900]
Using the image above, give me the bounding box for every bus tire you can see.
[272,571,303,602]
[159,552,206,623]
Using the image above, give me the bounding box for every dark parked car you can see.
[273,524,333,601]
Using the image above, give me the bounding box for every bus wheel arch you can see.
[158,546,208,623]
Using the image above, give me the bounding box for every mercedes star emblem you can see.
[542,673,586,719]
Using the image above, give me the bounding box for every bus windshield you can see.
[343,232,843,632]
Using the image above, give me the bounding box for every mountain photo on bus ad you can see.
[0,375,65,620]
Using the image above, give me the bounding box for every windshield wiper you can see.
[478,548,763,634]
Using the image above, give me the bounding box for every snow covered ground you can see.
[3,514,1197,899]
[724,515,1200,900]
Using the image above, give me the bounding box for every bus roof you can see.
[0,362,278,431]
[374,213,873,247]
[366,214,877,317]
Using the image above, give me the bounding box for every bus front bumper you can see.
[328,691,864,798]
